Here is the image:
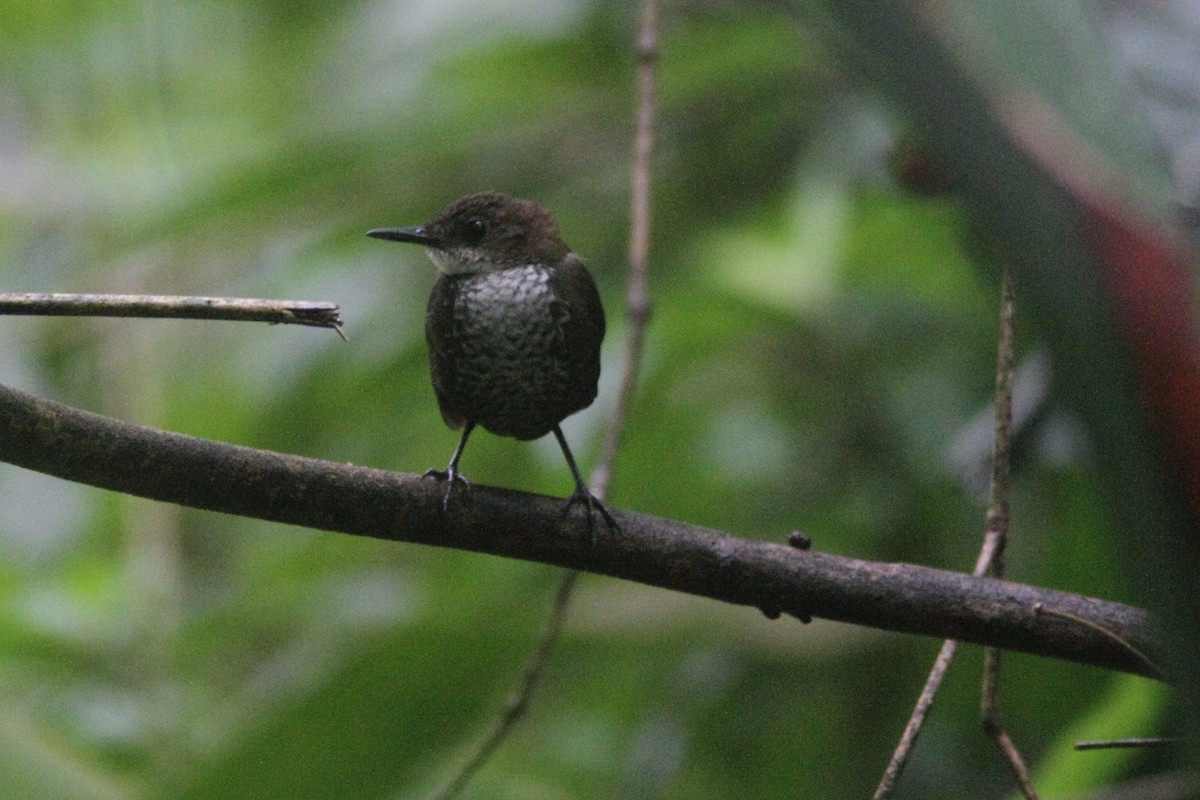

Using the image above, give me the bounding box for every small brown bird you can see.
[368,192,617,533]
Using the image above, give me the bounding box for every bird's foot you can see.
[563,489,620,546]
[423,467,470,511]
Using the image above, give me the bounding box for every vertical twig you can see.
[871,637,960,799]
[982,267,1016,577]
[980,269,1040,799]
[591,0,657,500]
[874,267,1031,798]
[424,3,660,797]
[425,572,580,800]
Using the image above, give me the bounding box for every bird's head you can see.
[368,192,570,275]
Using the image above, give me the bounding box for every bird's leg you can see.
[424,421,475,510]
[552,425,619,541]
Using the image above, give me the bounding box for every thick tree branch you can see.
[0,382,1160,678]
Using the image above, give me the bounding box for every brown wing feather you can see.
[547,254,605,416]
[425,274,468,430]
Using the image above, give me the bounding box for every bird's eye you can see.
[462,217,487,244]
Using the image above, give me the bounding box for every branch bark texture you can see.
[0,382,1160,678]
[0,293,343,331]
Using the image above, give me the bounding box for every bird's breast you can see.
[451,265,565,352]
[427,264,596,439]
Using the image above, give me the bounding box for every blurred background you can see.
[0,0,1195,798]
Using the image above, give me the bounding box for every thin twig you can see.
[591,0,657,500]
[874,268,1029,798]
[991,726,1038,799]
[873,525,1012,793]
[1074,737,1175,751]
[0,293,345,336]
[872,637,959,799]
[979,268,1039,800]
[983,268,1017,579]
[423,3,661,796]
[426,571,579,800]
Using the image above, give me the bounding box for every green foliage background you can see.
[0,0,1177,797]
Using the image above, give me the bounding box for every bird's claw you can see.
[423,467,470,511]
[564,489,620,547]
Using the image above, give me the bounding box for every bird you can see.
[368,191,618,534]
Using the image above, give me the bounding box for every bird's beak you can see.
[366,226,441,247]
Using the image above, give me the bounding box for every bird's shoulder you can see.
[548,254,605,339]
